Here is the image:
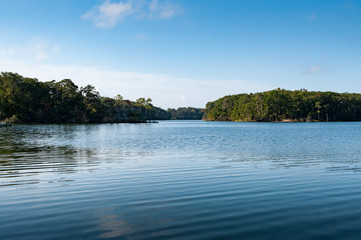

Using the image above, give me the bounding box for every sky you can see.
[1,0,361,109]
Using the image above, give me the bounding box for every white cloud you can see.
[148,0,180,19]
[304,64,328,74]
[0,37,59,61]
[82,0,133,28]
[0,59,270,109]
[83,0,181,28]
[28,38,49,60]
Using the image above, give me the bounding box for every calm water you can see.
[1,121,361,239]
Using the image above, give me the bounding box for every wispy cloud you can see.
[0,37,59,61]
[82,0,133,28]
[83,0,182,28]
[148,0,180,19]
[304,64,329,74]
[28,38,50,60]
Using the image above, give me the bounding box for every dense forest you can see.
[2,72,361,123]
[167,107,204,120]
[0,72,203,123]
[203,88,361,122]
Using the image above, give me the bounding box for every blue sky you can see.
[1,0,361,108]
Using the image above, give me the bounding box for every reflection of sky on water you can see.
[2,122,361,188]
[2,121,361,239]
[91,208,134,239]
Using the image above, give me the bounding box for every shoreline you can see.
[203,118,360,123]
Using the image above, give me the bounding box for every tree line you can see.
[167,107,204,120]
[203,88,361,122]
[0,72,203,123]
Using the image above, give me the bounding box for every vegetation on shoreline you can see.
[167,107,204,120]
[9,72,360,124]
[0,72,203,123]
[203,88,361,122]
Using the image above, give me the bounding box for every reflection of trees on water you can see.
[0,124,157,187]
[0,144,98,187]
[0,125,100,187]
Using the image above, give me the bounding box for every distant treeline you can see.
[167,107,204,120]
[203,88,361,122]
[0,72,203,123]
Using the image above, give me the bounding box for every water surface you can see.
[1,121,361,239]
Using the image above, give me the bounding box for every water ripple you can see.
[2,122,361,239]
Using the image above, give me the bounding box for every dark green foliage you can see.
[167,107,204,120]
[0,72,171,123]
[203,88,361,122]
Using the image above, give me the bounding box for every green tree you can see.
[81,85,101,122]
